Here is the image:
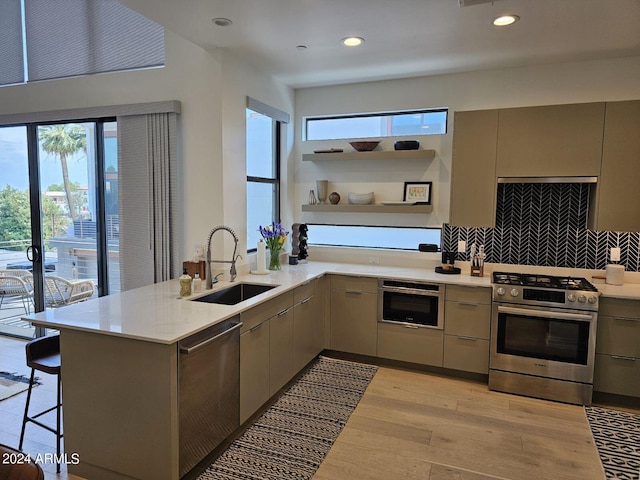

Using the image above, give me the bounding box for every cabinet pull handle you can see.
[249,322,265,333]
[610,355,636,361]
[458,302,479,307]
[613,316,639,322]
[346,290,362,295]
[277,308,291,316]
[301,297,311,304]
[404,324,419,329]
[458,336,477,341]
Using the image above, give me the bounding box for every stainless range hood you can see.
[497,176,598,184]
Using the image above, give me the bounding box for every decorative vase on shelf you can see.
[316,180,328,204]
[268,248,282,271]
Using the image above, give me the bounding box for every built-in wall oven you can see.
[378,279,444,329]
[489,272,599,405]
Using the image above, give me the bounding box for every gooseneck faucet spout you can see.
[205,225,239,289]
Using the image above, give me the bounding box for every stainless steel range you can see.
[489,272,600,405]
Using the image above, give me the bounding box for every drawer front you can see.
[596,315,640,357]
[445,285,492,305]
[593,353,640,397]
[598,297,640,319]
[377,322,443,367]
[443,335,489,374]
[240,291,294,333]
[293,280,315,304]
[444,301,491,339]
[330,275,378,294]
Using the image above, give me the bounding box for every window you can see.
[307,225,441,251]
[305,109,447,141]
[0,0,164,87]
[246,109,280,251]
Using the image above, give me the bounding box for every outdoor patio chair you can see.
[44,275,95,308]
[0,273,34,315]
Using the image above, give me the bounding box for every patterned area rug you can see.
[586,406,640,480]
[198,356,378,480]
[0,371,33,402]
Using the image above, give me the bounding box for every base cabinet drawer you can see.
[594,353,640,397]
[444,301,491,339]
[596,315,640,358]
[240,320,270,423]
[377,322,443,367]
[330,287,377,356]
[443,335,489,374]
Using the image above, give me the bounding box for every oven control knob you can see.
[510,289,519,297]
[567,294,576,302]
[588,296,598,305]
[578,295,587,303]
[496,287,505,296]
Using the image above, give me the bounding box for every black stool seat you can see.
[19,335,63,473]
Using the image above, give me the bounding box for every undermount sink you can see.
[191,283,277,305]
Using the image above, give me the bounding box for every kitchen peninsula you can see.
[25,261,640,480]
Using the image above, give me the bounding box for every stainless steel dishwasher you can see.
[178,317,242,477]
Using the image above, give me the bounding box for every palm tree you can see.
[38,125,87,221]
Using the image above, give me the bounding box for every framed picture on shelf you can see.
[403,181,432,204]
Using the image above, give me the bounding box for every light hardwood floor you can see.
[314,366,607,480]
[1,335,627,480]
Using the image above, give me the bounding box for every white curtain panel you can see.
[118,112,178,291]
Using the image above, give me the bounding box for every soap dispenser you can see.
[192,272,202,293]
[179,268,192,297]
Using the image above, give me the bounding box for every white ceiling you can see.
[118,0,640,88]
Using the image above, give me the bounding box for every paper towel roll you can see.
[605,264,624,285]
[256,239,267,274]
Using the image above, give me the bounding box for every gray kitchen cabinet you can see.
[496,102,605,178]
[443,285,492,374]
[450,109,499,227]
[269,306,294,395]
[239,319,270,424]
[590,100,640,232]
[377,322,443,366]
[293,281,323,373]
[330,275,378,356]
[594,297,640,398]
[239,291,294,423]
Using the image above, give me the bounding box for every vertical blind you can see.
[0,0,164,86]
[0,0,24,86]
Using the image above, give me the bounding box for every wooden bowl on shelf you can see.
[349,141,380,152]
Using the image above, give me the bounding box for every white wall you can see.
[294,55,640,236]
[0,30,294,277]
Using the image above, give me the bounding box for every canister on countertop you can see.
[605,264,625,285]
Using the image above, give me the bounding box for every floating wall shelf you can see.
[302,149,436,162]
[301,204,433,214]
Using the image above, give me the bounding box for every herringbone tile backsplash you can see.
[443,183,640,272]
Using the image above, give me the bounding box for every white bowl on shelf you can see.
[348,192,374,205]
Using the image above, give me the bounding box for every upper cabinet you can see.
[450,110,499,227]
[589,100,640,232]
[496,102,605,178]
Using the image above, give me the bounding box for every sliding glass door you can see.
[0,126,35,337]
[0,119,118,338]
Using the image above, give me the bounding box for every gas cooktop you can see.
[492,271,600,310]
[492,272,598,292]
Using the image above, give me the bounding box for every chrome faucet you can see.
[205,225,241,289]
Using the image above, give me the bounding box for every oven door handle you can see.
[497,305,593,322]
[380,287,442,297]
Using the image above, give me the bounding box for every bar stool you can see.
[0,443,44,480]
[18,334,63,473]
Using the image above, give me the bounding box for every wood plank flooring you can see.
[314,367,607,480]
[2,335,630,480]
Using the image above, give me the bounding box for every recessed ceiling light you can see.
[492,15,519,26]
[212,17,232,27]
[341,37,365,47]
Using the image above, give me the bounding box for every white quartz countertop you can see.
[25,261,640,344]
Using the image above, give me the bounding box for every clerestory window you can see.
[0,0,164,87]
